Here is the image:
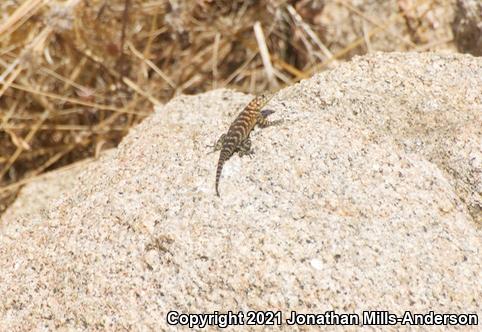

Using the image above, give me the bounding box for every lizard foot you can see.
[206,134,226,154]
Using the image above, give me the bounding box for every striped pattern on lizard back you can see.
[213,93,278,197]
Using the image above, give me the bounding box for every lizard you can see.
[209,93,281,197]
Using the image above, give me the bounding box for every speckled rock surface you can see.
[1,52,481,331]
[0,154,112,229]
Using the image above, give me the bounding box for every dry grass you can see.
[0,0,455,214]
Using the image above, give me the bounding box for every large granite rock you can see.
[1,52,480,330]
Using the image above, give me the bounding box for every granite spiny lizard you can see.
[210,93,281,196]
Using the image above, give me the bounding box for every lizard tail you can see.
[215,150,229,197]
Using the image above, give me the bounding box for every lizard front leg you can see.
[257,110,283,128]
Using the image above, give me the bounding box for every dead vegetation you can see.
[0,0,456,214]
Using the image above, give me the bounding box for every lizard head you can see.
[251,92,274,110]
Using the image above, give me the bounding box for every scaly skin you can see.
[211,93,280,196]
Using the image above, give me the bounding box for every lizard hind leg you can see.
[207,134,226,154]
[238,138,254,158]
